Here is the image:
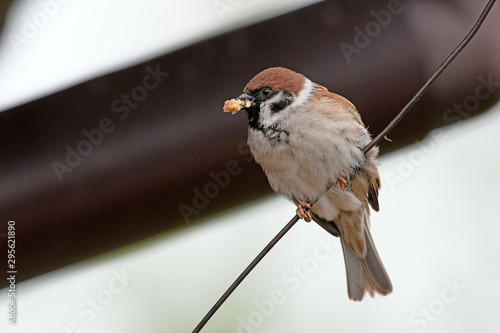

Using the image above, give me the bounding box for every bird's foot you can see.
[296,202,312,222]
[338,176,348,191]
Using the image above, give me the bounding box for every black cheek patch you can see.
[271,94,293,113]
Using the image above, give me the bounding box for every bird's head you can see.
[223,67,315,130]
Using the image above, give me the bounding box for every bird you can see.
[223,67,392,301]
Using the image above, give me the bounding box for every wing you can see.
[313,84,381,211]
[312,85,365,127]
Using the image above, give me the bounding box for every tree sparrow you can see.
[223,67,392,301]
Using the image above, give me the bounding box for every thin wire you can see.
[191,216,300,333]
[364,0,497,154]
[191,1,496,331]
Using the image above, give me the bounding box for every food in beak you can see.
[223,95,252,114]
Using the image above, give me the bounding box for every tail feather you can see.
[341,228,392,301]
[340,237,366,301]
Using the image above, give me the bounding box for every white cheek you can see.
[289,78,313,110]
[259,92,287,128]
[258,79,314,129]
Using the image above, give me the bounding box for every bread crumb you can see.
[223,97,252,114]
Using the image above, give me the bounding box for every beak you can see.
[236,92,255,103]
[223,91,255,114]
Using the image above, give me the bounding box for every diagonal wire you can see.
[363,0,497,154]
[191,215,300,333]
[191,1,496,331]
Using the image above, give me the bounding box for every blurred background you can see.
[1,0,500,332]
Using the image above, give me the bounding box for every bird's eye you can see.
[262,87,272,97]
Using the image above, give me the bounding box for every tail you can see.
[340,228,392,301]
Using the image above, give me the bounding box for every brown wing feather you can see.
[362,157,381,212]
[312,85,365,126]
